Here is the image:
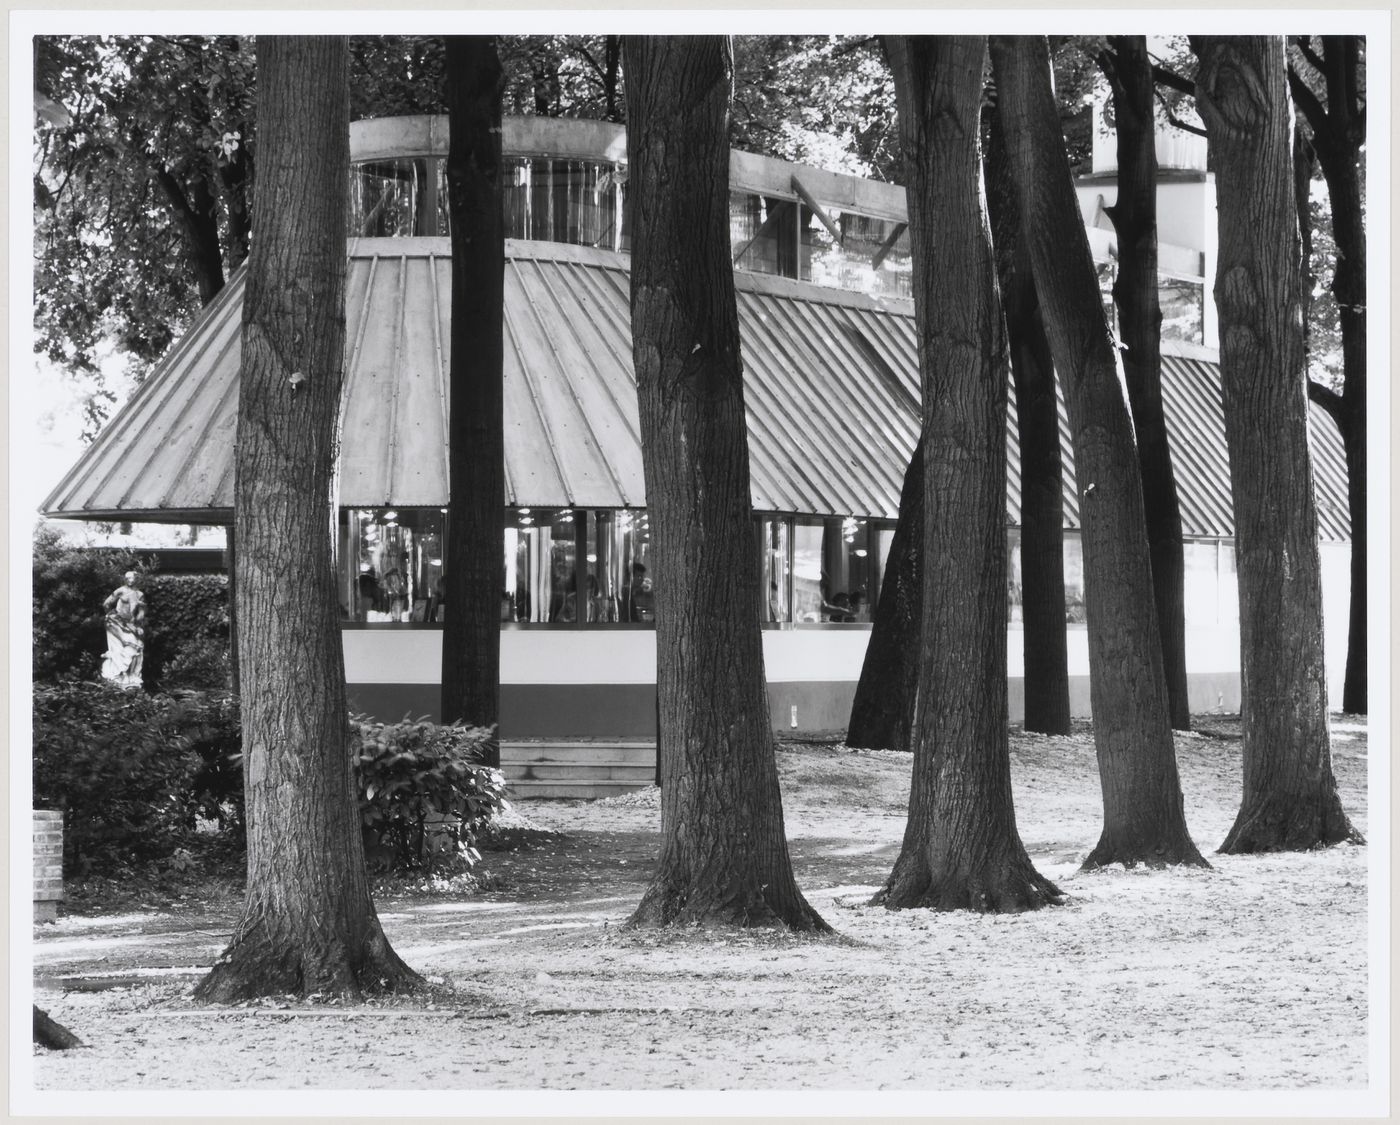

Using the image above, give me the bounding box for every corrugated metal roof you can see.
[41,237,1351,541]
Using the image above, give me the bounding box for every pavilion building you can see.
[41,115,1352,790]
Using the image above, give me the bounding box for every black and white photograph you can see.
[12,11,1388,1117]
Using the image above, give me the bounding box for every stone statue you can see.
[101,571,146,689]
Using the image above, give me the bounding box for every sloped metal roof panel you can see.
[40,238,1351,544]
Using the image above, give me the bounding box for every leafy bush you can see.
[353,718,506,873]
[32,681,210,873]
[142,574,230,688]
[31,526,144,683]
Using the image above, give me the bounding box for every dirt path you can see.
[28,723,1372,1100]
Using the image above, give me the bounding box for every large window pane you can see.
[793,517,875,622]
[349,159,443,238]
[759,515,791,623]
[1160,277,1204,345]
[1008,528,1023,624]
[502,158,626,251]
[1063,531,1087,624]
[804,209,912,299]
[340,508,444,622]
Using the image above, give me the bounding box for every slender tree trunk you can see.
[990,36,1206,870]
[845,443,922,752]
[874,35,1061,913]
[1100,35,1192,731]
[155,170,226,305]
[622,36,827,932]
[1290,36,1367,715]
[226,521,239,698]
[1192,35,1360,852]
[983,102,1071,736]
[194,37,420,1002]
[440,37,505,763]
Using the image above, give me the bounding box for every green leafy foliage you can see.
[32,682,239,874]
[353,717,506,873]
[141,573,230,688]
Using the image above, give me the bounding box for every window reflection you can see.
[340,509,444,622]
[349,159,447,238]
[503,158,627,252]
[792,517,876,622]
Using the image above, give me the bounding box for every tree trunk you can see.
[1289,36,1367,715]
[194,37,420,1002]
[1100,35,1192,731]
[845,443,922,752]
[983,101,1071,736]
[155,170,226,306]
[440,37,505,764]
[34,1006,82,1050]
[226,521,239,698]
[622,36,827,932]
[873,35,1061,913]
[1192,35,1360,852]
[990,36,1206,870]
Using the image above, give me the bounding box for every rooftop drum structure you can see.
[42,115,1354,788]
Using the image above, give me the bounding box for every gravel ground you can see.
[23,716,1376,1115]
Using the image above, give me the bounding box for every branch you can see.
[1150,63,1195,97]
[1308,378,1344,422]
[1286,64,1332,147]
[1153,87,1207,137]
[1291,35,1327,79]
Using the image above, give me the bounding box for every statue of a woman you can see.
[101,571,146,689]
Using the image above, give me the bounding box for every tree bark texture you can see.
[1289,36,1367,715]
[1192,35,1360,852]
[1100,36,1192,732]
[195,37,421,1002]
[983,102,1072,736]
[874,35,1061,913]
[990,36,1206,870]
[622,36,827,932]
[845,443,922,752]
[441,37,506,762]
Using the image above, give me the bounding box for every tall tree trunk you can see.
[845,443,922,752]
[874,35,1061,913]
[622,36,827,932]
[990,36,1206,871]
[155,170,226,306]
[1289,35,1366,715]
[226,521,239,698]
[1192,35,1361,852]
[983,101,1071,736]
[1100,35,1192,731]
[194,37,420,1002]
[440,37,505,764]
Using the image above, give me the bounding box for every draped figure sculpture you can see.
[101,571,146,689]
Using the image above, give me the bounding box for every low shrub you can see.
[142,575,229,689]
[32,681,207,873]
[353,717,506,873]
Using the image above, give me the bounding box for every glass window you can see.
[730,192,799,280]
[759,515,791,623]
[503,158,626,251]
[1008,528,1023,624]
[340,508,444,623]
[1159,277,1204,345]
[349,159,446,238]
[586,509,650,622]
[803,208,912,299]
[502,509,581,623]
[1063,531,1087,624]
[793,517,877,623]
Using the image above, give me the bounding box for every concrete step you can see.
[503,762,656,782]
[507,778,654,800]
[500,741,656,767]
